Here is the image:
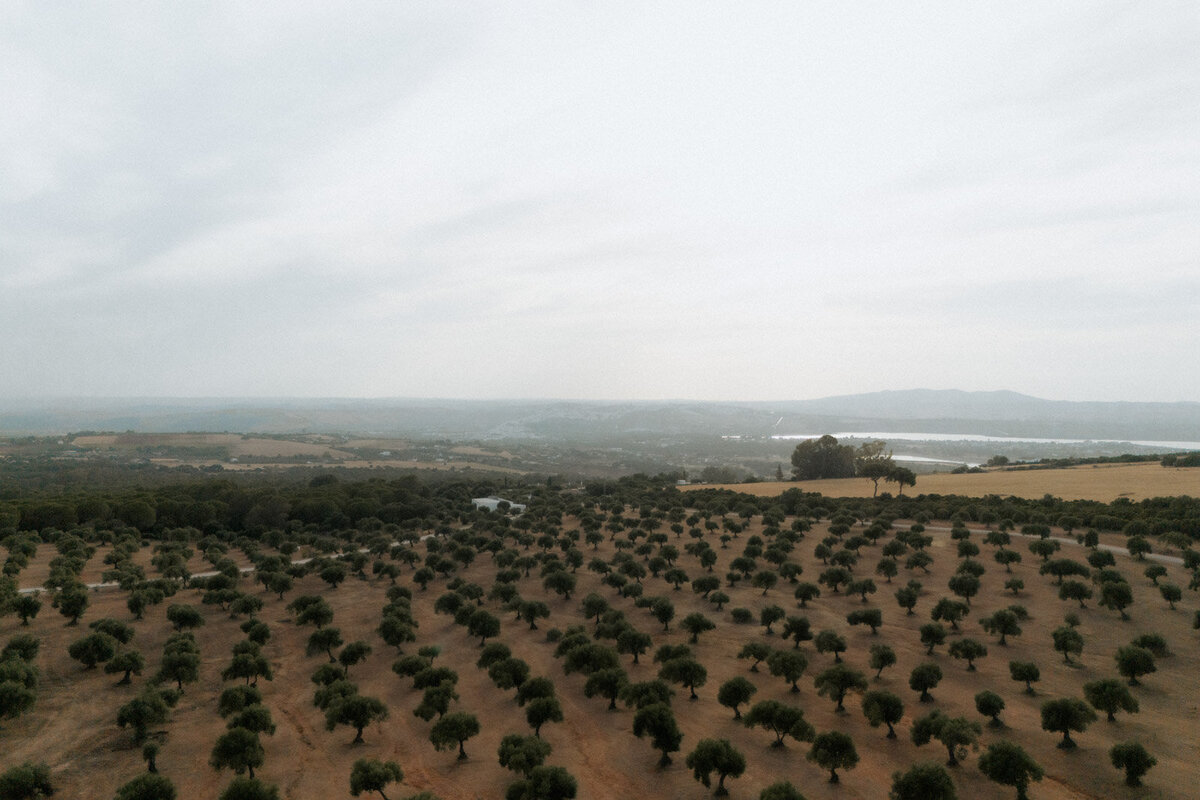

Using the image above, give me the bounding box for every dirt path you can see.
[4,512,1198,799]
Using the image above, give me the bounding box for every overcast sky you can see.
[2,2,1197,403]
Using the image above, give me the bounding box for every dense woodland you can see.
[2,467,1198,541]
[1,470,1198,799]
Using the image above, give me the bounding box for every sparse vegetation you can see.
[0,469,1197,799]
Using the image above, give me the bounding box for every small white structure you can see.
[472,496,527,514]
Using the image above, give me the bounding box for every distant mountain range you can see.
[757,390,1200,441]
[0,390,1197,443]
[766,389,1197,424]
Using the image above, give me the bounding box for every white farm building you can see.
[471,496,527,514]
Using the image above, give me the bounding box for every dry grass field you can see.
[342,438,412,451]
[689,462,1200,503]
[70,433,359,460]
[59,433,526,474]
[450,446,516,460]
[4,507,1198,800]
[155,459,527,475]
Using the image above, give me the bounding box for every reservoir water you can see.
[771,432,1200,451]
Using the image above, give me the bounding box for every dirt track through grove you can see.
[4,511,1198,799]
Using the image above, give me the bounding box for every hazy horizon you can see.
[1,388,1197,406]
[3,3,1197,403]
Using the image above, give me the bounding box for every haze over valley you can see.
[2,4,1198,800]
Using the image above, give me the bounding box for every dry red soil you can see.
[690,461,1200,503]
[3,516,1197,800]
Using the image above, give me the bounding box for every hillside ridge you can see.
[1,390,1198,441]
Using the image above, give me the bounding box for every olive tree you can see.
[325,693,389,744]
[1099,581,1134,620]
[1051,626,1084,664]
[759,781,807,800]
[1040,698,1096,749]
[909,663,943,703]
[947,638,987,671]
[524,697,563,738]
[658,657,707,700]
[974,690,1005,726]
[861,690,904,738]
[869,643,896,678]
[505,765,577,800]
[498,734,552,777]
[117,689,171,744]
[742,700,814,748]
[681,613,715,644]
[1008,661,1040,695]
[978,741,1043,800]
[766,649,807,694]
[888,763,956,800]
[349,758,404,799]
[1114,645,1156,686]
[807,731,858,783]
[166,604,204,632]
[1083,679,1139,722]
[814,630,846,662]
[685,738,745,796]
[105,649,146,685]
[980,609,1021,645]
[737,642,771,672]
[814,664,867,712]
[210,727,265,778]
[911,711,981,767]
[217,777,280,800]
[716,677,757,720]
[0,762,54,800]
[1110,741,1156,786]
[114,773,177,800]
[632,703,682,767]
[430,712,480,759]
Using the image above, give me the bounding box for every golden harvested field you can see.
[145,458,526,474]
[63,434,526,473]
[342,438,411,451]
[689,462,1200,502]
[450,446,516,460]
[285,459,524,474]
[4,511,1198,800]
[70,433,358,460]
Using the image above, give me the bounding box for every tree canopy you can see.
[790,436,856,480]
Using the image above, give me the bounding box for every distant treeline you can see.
[0,456,519,495]
[635,482,1200,541]
[992,452,1200,471]
[133,445,232,460]
[0,468,1196,551]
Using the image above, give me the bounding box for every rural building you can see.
[471,496,526,514]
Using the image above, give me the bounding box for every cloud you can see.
[1,2,1197,402]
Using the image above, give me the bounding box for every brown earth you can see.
[70,433,359,460]
[72,432,525,472]
[342,439,412,451]
[4,513,1198,800]
[688,462,1200,502]
[449,447,515,460]
[147,459,526,474]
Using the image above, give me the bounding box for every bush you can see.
[1110,741,1156,786]
[1130,633,1169,657]
[0,762,54,799]
[115,773,177,800]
